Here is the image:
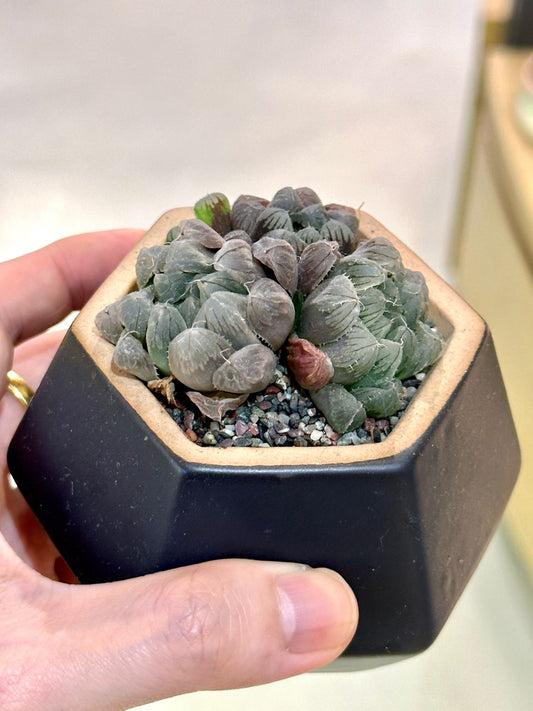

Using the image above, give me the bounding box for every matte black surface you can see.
[7,326,520,659]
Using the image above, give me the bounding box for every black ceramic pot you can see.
[7,209,520,669]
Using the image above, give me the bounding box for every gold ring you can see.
[6,370,34,408]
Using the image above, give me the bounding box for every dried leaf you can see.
[186,391,248,422]
[148,376,181,407]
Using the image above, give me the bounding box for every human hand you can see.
[0,230,358,711]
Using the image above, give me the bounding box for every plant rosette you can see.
[8,188,520,669]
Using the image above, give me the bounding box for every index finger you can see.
[0,228,144,391]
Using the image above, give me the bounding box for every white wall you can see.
[0,0,481,278]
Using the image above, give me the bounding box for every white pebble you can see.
[202,432,217,446]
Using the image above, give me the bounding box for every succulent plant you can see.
[96,187,445,439]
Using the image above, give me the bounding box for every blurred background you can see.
[1,1,532,709]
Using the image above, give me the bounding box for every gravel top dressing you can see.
[164,364,426,448]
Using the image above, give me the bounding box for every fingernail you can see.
[276,568,358,654]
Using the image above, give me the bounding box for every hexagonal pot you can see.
[7,209,520,669]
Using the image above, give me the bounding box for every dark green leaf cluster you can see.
[95,187,445,435]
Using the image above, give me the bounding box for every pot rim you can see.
[72,207,485,467]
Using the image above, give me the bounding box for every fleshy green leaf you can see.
[310,383,366,434]
[321,322,379,384]
[194,192,232,235]
[349,379,403,418]
[146,303,187,375]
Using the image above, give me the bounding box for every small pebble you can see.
[217,438,234,448]
[266,385,281,394]
[274,422,290,434]
[202,432,217,446]
[293,437,308,447]
[234,436,253,447]
[337,431,361,446]
[403,378,419,388]
[235,420,249,436]
[183,410,195,430]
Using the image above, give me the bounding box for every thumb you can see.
[24,559,358,710]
